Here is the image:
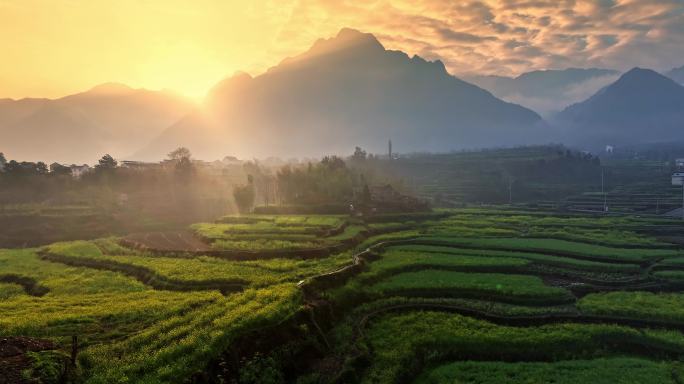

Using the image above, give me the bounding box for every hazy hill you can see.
[139,28,544,161]
[667,65,684,85]
[0,83,194,163]
[464,68,620,117]
[555,67,684,148]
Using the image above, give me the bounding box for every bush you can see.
[233,184,256,213]
[239,353,284,384]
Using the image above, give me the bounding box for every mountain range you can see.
[1,28,683,163]
[0,84,194,163]
[555,67,684,148]
[667,65,684,85]
[464,68,620,117]
[136,28,544,160]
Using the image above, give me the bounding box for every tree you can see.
[35,162,48,175]
[168,147,192,162]
[243,161,275,206]
[320,156,346,171]
[239,353,284,384]
[351,146,367,162]
[166,147,194,181]
[174,156,194,180]
[360,183,371,204]
[233,179,256,214]
[3,160,20,175]
[275,156,354,205]
[96,154,117,170]
[0,152,6,172]
[3,160,48,176]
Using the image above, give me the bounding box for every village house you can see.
[69,164,91,179]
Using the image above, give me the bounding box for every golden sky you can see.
[1,0,683,100]
[0,1,299,99]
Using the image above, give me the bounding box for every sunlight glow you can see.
[0,0,297,99]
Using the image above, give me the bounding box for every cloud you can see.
[436,28,497,43]
[269,0,684,77]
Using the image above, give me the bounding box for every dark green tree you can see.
[239,353,283,384]
[35,162,48,175]
[351,146,367,162]
[361,183,371,204]
[168,147,192,162]
[96,154,117,170]
[174,155,195,181]
[4,161,48,176]
[233,177,256,213]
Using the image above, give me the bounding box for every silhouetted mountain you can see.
[555,68,684,148]
[139,28,543,160]
[464,68,620,116]
[0,85,194,163]
[667,65,684,85]
[0,98,49,128]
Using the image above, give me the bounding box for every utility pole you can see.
[671,172,684,220]
[602,167,608,213]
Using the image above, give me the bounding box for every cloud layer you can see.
[1,0,681,99]
[271,0,684,77]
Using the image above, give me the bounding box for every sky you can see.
[1,0,683,100]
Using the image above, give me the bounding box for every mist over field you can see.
[2,1,684,383]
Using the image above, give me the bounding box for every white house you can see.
[70,164,91,179]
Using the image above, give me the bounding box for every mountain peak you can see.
[621,67,659,78]
[609,67,681,92]
[206,71,254,102]
[148,27,542,160]
[231,71,252,80]
[313,27,384,53]
[335,27,379,44]
[561,66,684,115]
[87,82,134,95]
[556,66,684,145]
[269,28,385,72]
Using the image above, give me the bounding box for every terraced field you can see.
[3,209,684,383]
[298,209,684,383]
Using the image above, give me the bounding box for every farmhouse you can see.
[69,164,91,179]
[121,160,161,170]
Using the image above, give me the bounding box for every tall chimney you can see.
[388,139,392,160]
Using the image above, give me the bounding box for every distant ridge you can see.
[0,84,194,163]
[86,82,135,95]
[667,65,684,85]
[556,67,684,148]
[464,68,620,116]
